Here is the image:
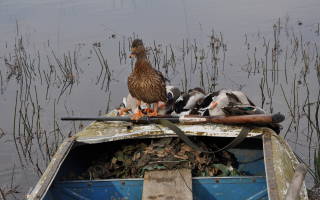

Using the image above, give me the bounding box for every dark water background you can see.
[0,0,320,198]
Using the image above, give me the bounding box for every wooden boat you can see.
[27,111,308,200]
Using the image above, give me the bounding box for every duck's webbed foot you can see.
[131,108,145,120]
[143,107,154,114]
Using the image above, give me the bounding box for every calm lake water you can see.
[0,0,320,198]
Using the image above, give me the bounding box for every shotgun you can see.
[61,112,285,125]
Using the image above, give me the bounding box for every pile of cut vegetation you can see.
[64,137,245,180]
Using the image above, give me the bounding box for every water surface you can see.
[0,0,320,198]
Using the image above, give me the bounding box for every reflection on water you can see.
[1,0,320,198]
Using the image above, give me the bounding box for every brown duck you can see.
[128,39,167,119]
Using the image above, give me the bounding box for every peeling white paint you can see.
[75,122,264,144]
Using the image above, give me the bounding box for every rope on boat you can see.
[157,119,253,154]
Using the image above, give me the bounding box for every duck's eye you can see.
[167,93,173,101]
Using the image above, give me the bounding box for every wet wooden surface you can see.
[142,168,193,200]
[263,129,309,200]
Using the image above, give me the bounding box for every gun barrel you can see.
[61,113,285,125]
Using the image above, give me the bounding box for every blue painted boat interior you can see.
[45,177,267,200]
[44,137,268,200]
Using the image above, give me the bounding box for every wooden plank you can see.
[142,168,193,200]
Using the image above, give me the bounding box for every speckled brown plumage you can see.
[128,39,167,104]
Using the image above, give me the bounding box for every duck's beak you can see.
[209,101,218,109]
[129,53,135,58]
[129,47,137,58]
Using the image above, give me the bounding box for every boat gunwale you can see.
[27,136,76,200]
[263,129,279,200]
[262,129,309,200]
[54,176,268,184]
[75,120,266,144]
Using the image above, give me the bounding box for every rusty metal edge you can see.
[26,136,76,200]
[263,129,279,200]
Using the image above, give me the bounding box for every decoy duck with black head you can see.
[172,87,205,116]
[158,85,181,115]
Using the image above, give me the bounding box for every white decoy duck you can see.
[198,90,265,116]
[117,93,148,116]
